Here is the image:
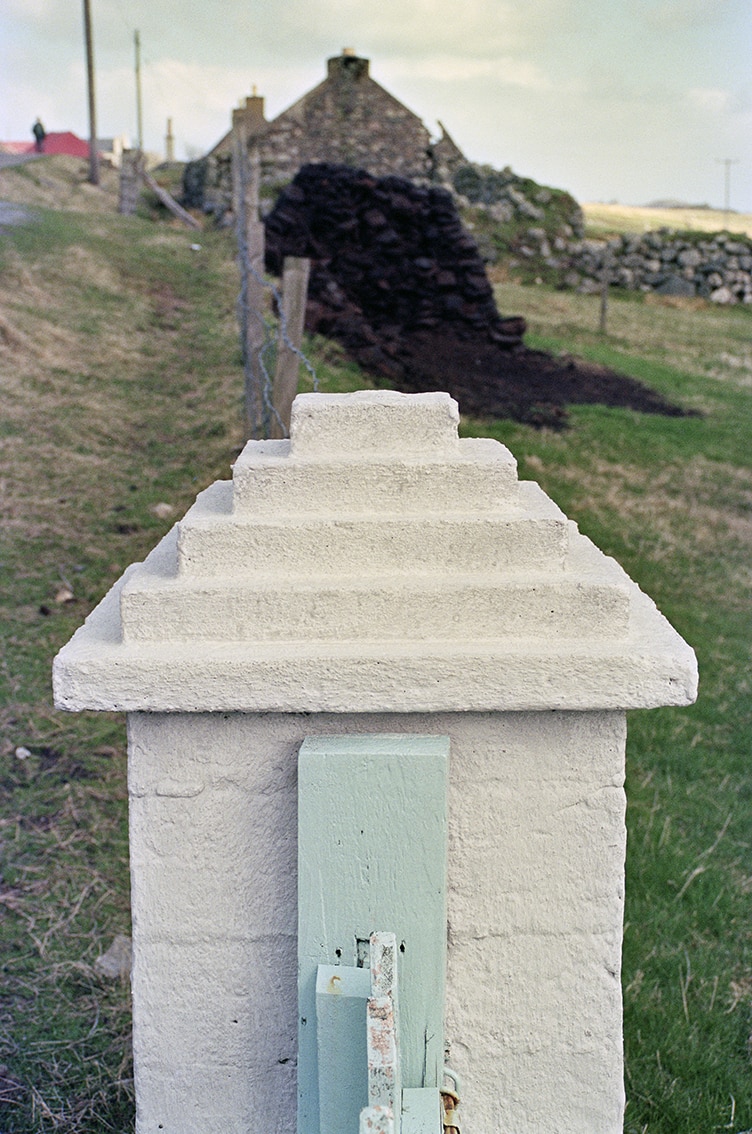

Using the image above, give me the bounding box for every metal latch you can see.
[441,1069,461,1134]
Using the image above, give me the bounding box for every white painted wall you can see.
[127,708,626,1134]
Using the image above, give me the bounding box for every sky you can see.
[2,0,751,212]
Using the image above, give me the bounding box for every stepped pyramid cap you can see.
[54,390,697,714]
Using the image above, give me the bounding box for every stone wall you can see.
[454,166,585,271]
[454,164,582,230]
[550,230,752,304]
[185,51,584,246]
[209,52,434,191]
[255,55,433,185]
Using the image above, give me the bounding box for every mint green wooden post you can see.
[298,735,449,1134]
[316,964,371,1131]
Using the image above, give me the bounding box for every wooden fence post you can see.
[271,256,311,438]
[234,129,268,439]
[119,149,141,215]
[599,245,612,334]
[140,168,201,230]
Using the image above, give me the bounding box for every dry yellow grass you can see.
[552,454,752,577]
[582,201,752,238]
[0,155,120,211]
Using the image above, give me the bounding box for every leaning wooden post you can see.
[271,256,311,438]
[140,168,201,230]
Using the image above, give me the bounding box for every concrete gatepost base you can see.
[54,390,697,1134]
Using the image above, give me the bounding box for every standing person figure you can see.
[32,118,46,153]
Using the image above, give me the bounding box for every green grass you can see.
[0,204,247,1130]
[1,177,751,1131]
[0,194,375,1130]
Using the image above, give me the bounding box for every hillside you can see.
[0,155,120,212]
[582,200,752,238]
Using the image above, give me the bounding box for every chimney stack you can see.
[165,118,175,163]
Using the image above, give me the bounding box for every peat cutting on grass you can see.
[265,163,695,427]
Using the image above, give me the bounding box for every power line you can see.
[134,30,144,152]
[717,158,739,227]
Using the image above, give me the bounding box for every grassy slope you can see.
[1,159,751,1131]
[0,162,242,1130]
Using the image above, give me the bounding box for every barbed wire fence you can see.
[232,128,317,440]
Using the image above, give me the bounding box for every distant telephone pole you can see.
[134,31,144,153]
[82,0,100,185]
[717,158,739,227]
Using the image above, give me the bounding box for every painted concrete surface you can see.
[52,389,698,1133]
[127,709,626,1134]
[315,963,370,1134]
[54,390,697,712]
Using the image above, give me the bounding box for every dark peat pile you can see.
[265,164,690,426]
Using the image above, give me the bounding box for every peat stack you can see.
[265,164,525,363]
[265,164,691,426]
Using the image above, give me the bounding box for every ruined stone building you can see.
[208,49,465,188]
[183,48,580,251]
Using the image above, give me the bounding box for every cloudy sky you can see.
[3,0,751,211]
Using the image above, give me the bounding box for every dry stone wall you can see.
[186,53,436,220]
[453,163,583,234]
[551,230,752,304]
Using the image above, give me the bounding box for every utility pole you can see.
[82,0,99,185]
[134,31,144,153]
[717,158,739,228]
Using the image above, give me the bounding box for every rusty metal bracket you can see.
[441,1068,461,1134]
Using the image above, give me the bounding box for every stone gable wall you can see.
[189,55,439,218]
[257,75,432,185]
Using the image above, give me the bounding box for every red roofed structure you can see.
[0,141,34,155]
[42,131,91,157]
[1,132,131,166]
[0,131,90,158]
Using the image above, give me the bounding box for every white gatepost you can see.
[54,390,697,1134]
